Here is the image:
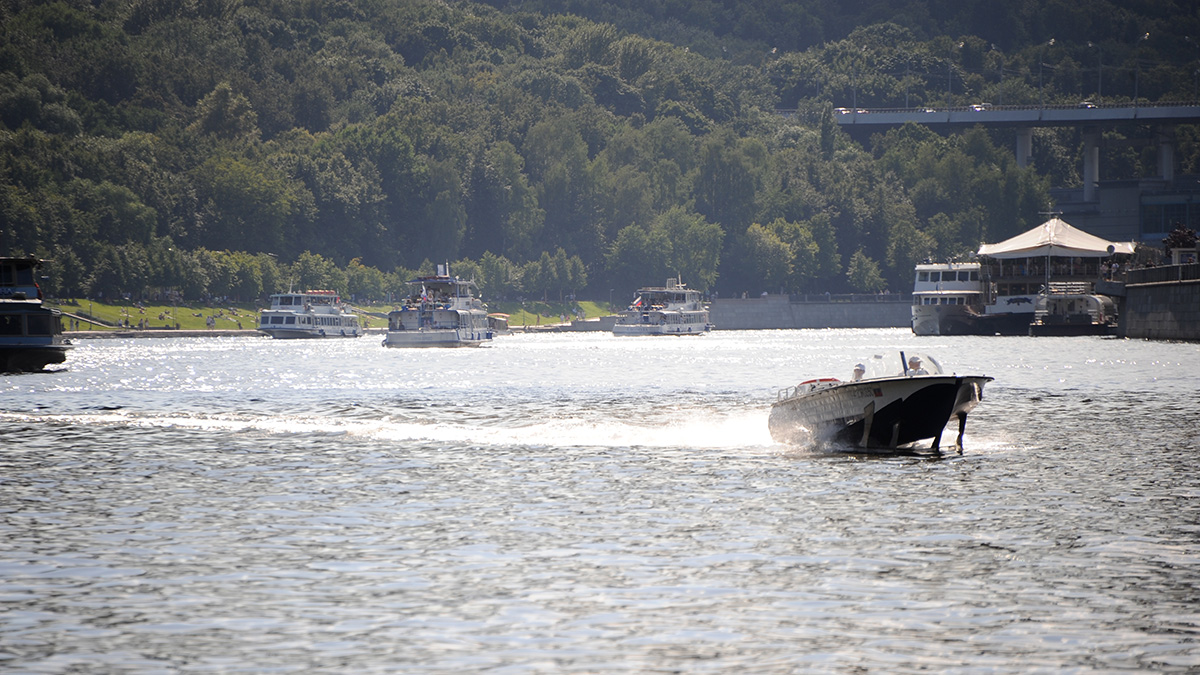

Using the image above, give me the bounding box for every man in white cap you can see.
[851,363,866,381]
[907,355,928,375]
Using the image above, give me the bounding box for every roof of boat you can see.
[0,256,43,266]
[915,261,980,270]
[408,275,475,284]
[977,217,1136,259]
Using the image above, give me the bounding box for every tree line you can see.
[1,0,1195,303]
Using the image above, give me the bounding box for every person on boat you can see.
[851,363,866,381]
[907,356,928,375]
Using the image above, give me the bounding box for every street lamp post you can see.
[1187,36,1200,101]
[1133,32,1149,108]
[1039,38,1055,108]
[947,41,962,108]
[1088,41,1102,98]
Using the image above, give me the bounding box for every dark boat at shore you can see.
[0,257,72,372]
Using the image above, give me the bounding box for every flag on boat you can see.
[632,296,642,307]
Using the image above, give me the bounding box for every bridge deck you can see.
[807,102,1200,129]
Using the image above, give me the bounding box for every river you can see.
[2,329,1198,673]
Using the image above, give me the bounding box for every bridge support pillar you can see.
[1083,129,1100,202]
[1016,127,1033,168]
[1158,125,1175,182]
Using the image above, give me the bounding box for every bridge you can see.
[827,101,1200,131]
[794,102,1200,208]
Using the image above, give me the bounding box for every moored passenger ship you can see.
[257,290,362,339]
[612,278,713,336]
[912,217,1133,336]
[910,262,984,336]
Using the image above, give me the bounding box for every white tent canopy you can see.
[977,217,1136,259]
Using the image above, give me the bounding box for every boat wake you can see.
[0,407,776,451]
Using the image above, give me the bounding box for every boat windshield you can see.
[855,351,944,379]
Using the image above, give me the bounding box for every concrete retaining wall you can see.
[711,295,911,330]
[1120,268,1200,340]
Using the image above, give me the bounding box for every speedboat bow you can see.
[768,351,992,452]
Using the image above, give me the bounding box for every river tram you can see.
[910,262,985,336]
[383,268,492,348]
[257,290,362,339]
[612,278,713,336]
[0,257,72,372]
[768,351,992,453]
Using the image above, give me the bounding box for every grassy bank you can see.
[51,298,616,331]
[51,299,259,331]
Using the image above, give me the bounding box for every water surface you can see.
[2,329,1198,672]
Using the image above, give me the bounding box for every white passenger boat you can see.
[768,351,992,452]
[612,278,713,336]
[0,257,72,372]
[910,262,985,335]
[382,268,492,348]
[257,290,362,339]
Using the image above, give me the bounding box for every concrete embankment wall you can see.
[1120,264,1200,341]
[711,295,911,330]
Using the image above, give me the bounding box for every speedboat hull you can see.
[769,375,991,451]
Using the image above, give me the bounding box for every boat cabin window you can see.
[0,315,21,335]
[27,314,52,336]
[285,316,296,324]
[1000,283,1030,295]
[917,272,929,282]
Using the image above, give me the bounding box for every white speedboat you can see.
[0,257,72,372]
[382,268,492,348]
[768,351,992,452]
[612,278,712,336]
[257,290,362,339]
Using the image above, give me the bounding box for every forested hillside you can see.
[2,0,1197,302]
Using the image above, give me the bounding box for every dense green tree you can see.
[845,249,886,293]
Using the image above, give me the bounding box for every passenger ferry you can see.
[612,278,713,336]
[0,257,72,372]
[382,267,492,348]
[257,290,362,339]
[910,262,984,336]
